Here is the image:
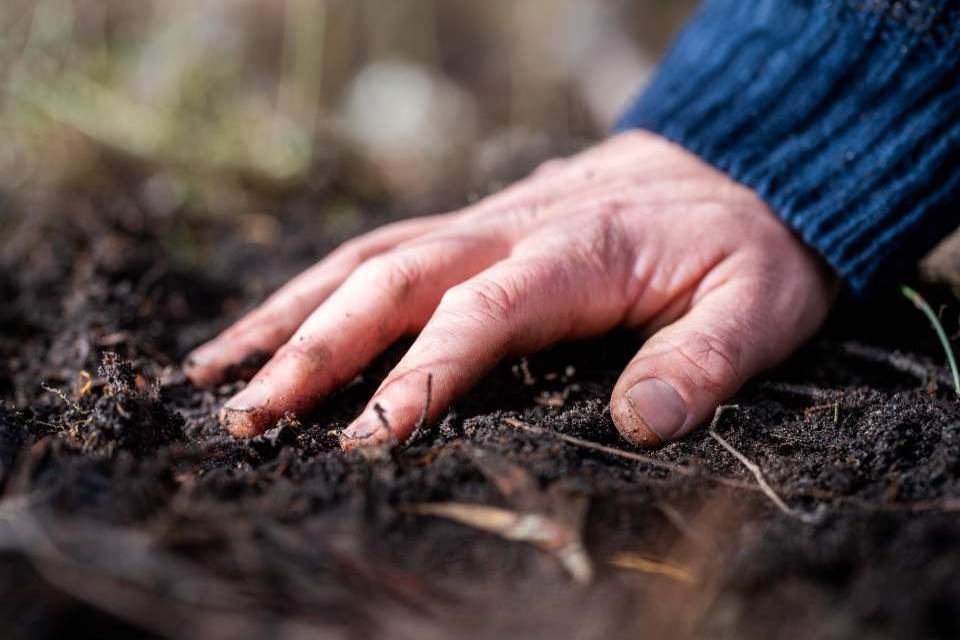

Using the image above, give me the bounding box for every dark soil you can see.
[2,190,960,640]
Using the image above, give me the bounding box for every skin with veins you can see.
[185,130,838,449]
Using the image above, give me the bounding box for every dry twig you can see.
[415,373,433,431]
[500,417,758,493]
[500,416,960,516]
[707,406,821,524]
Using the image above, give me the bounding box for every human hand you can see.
[185,131,838,448]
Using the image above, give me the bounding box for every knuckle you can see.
[578,212,629,271]
[539,213,632,305]
[275,339,332,371]
[264,288,311,320]
[443,277,521,326]
[330,235,373,263]
[356,253,422,300]
[670,329,743,395]
[284,288,317,316]
[505,203,546,227]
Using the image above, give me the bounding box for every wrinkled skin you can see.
[185,131,839,448]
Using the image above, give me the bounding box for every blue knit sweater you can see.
[616,0,960,296]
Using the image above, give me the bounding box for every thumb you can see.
[610,277,820,447]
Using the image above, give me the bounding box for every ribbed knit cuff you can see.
[616,0,960,296]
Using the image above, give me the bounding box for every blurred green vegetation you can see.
[0,0,696,219]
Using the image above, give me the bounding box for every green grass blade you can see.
[900,285,960,397]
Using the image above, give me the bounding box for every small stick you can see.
[901,285,960,396]
[500,417,758,492]
[372,403,391,434]
[501,417,960,515]
[707,406,820,523]
[399,374,435,449]
[415,373,433,432]
[502,417,696,476]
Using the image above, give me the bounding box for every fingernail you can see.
[184,346,213,370]
[343,402,396,444]
[342,413,381,440]
[625,378,687,442]
[220,384,272,438]
[183,349,216,386]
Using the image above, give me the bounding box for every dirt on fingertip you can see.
[2,192,960,640]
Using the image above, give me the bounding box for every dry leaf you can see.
[402,448,593,583]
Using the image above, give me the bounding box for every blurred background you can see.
[2,0,958,291]
[0,0,699,226]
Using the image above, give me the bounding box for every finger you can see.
[219,231,511,437]
[184,215,450,386]
[341,250,628,448]
[609,273,824,447]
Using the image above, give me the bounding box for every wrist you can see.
[617,0,960,297]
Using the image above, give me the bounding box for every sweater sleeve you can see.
[615,0,960,296]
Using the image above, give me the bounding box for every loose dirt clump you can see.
[55,352,184,457]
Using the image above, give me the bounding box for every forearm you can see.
[617,0,960,296]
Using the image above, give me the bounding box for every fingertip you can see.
[610,390,665,448]
[219,405,268,438]
[339,431,390,453]
[339,413,393,451]
[183,346,221,387]
[184,364,217,387]
[338,432,359,451]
